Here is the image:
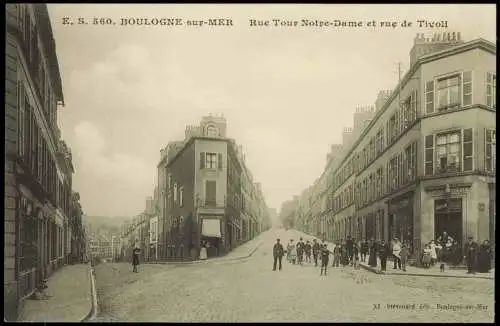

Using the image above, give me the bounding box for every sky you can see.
[47,4,495,218]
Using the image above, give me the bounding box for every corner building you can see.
[324,32,495,256]
[157,114,268,261]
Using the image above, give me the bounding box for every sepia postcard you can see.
[4,3,495,323]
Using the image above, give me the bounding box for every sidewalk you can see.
[18,264,94,322]
[291,230,494,280]
[359,258,495,280]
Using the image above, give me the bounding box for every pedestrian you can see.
[379,240,390,272]
[422,244,432,268]
[477,240,493,273]
[360,240,369,262]
[305,240,312,263]
[352,243,360,269]
[332,241,341,267]
[296,238,305,265]
[320,244,330,276]
[368,238,378,268]
[346,236,354,265]
[273,238,285,271]
[429,240,438,266]
[400,243,409,272]
[132,245,140,273]
[199,241,208,260]
[287,239,295,263]
[392,238,402,270]
[463,236,479,274]
[312,239,321,266]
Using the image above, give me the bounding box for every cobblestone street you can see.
[93,229,494,322]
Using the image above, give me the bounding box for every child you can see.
[422,244,432,268]
[400,243,409,272]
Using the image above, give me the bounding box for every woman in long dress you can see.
[199,241,208,260]
[368,239,378,267]
[477,240,492,273]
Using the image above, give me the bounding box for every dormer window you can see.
[206,125,218,137]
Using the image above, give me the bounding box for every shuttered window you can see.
[425,81,434,114]
[200,152,205,169]
[411,89,418,122]
[18,76,26,158]
[462,128,473,172]
[485,129,496,172]
[462,71,473,106]
[424,135,434,175]
[217,153,223,170]
[486,72,496,109]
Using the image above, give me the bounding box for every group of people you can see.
[421,231,494,274]
[272,236,372,276]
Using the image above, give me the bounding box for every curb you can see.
[142,239,264,266]
[81,265,98,322]
[359,263,494,280]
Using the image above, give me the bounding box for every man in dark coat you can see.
[296,238,305,265]
[312,239,321,266]
[463,236,479,274]
[346,236,354,264]
[132,245,140,273]
[320,244,331,276]
[378,240,390,271]
[273,238,285,271]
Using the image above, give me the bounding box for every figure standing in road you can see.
[400,243,409,272]
[199,241,208,261]
[132,244,140,273]
[392,237,402,270]
[312,239,320,266]
[304,240,312,263]
[320,244,330,276]
[360,239,369,262]
[477,240,493,273]
[379,240,390,272]
[273,238,285,271]
[368,238,378,268]
[346,236,354,265]
[332,240,341,267]
[297,238,305,265]
[463,236,479,274]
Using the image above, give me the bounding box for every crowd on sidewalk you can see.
[271,232,494,276]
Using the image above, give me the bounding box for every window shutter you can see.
[412,90,418,121]
[200,152,205,169]
[425,80,434,114]
[462,128,473,172]
[462,71,473,106]
[424,135,434,175]
[217,153,223,170]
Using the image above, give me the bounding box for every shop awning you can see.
[202,219,221,238]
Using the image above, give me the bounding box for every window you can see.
[485,129,496,172]
[205,180,217,205]
[173,183,178,202]
[462,71,472,106]
[486,72,496,109]
[462,128,473,172]
[388,115,396,143]
[17,76,26,159]
[206,125,218,137]
[205,153,217,169]
[435,132,461,173]
[437,75,461,110]
[179,186,184,207]
[425,135,434,175]
[405,142,417,182]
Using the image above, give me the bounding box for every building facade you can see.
[4,4,84,320]
[147,114,269,261]
[295,32,496,259]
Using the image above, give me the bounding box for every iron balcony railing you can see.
[197,197,226,208]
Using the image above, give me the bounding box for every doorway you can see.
[434,198,463,244]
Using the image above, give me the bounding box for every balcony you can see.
[196,197,226,215]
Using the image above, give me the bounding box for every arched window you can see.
[206,125,218,137]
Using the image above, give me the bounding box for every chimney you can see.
[410,31,464,66]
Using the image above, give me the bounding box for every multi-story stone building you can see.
[4,4,82,320]
[152,114,269,261]
[296,32,496,258]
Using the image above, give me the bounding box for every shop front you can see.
[434,198,463,245]
[200,215,223,258]
[388,194,414,247]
